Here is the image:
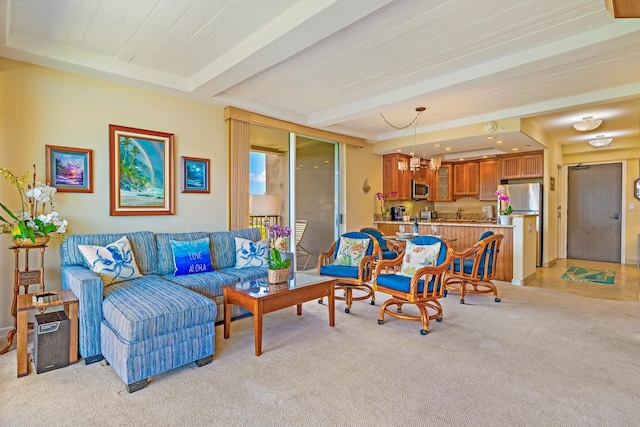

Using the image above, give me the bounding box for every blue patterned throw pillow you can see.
[170,238,214,276]
[77,235,143,286]
[234,237,269,268]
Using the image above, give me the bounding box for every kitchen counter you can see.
[375,220,513,228]
[374,215,538,285]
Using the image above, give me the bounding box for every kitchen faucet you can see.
[456,208,463,219]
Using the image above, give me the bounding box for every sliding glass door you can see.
[250,125,339,270]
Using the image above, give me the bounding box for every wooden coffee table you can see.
[223,272,335,356]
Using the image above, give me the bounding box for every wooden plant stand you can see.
[0,244,46,355]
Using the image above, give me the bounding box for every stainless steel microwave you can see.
[411,180,429,200]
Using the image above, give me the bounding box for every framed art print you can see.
[181,156,210,193]
[109,124,174,216]
[45,145,93,193]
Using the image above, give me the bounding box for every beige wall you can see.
[0,59,227,329]
[345,144,383,231]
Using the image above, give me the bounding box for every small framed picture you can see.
[181,157,210,193]
[45,145,93,193]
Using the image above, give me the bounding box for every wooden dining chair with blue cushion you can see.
[373,236,453,335]
[317,231,379,313]
[359,227,402,261]
[444,231,503,304]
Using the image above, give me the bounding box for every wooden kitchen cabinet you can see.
[453,161,479,197]
[383,153,412,199]
[434,164,452,201]
[415,166,436,200]
[500,152,543,179]
[478,159,499,200]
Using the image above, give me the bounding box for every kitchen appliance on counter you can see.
[482,205,495,220]
[420,210,438,220]
[498,183,542,267]
[390,206,405,221]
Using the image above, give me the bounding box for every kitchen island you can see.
[375,215,537,285]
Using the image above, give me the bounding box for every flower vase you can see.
[12,236,50,247]
[268,268,290,284]
[273,236,289,251]
[498,215,512,225]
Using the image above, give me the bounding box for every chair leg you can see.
[345,288,352,313]
[416,304,430,335]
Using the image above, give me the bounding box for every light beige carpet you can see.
[1,283,639,426]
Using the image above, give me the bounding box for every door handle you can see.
[610,213,620,219]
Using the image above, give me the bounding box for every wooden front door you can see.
[567,163,622,262]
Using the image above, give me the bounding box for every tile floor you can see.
[522,258,640,302]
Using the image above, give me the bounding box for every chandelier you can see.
[573,116,602,132]
[429,157,441,172]
[381,107,426,174]
[588,135,612,148]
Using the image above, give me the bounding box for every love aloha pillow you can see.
[170,238,214,276]
[77,235,142,286]
[398,240,441,278]
[334,236,370,267]
[234,237,269,268]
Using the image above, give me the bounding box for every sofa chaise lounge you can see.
[61,227,267,392]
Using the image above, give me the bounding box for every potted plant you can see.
[266,247,291,283]
[0,165,69,246]
[495,189,513,225]
[268,224,291,251]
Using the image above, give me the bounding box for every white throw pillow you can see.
[398,240,441,278]
[334,236,370,267]
[78,235,142,286]
[234,237,269,268]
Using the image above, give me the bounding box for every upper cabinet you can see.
[383,154,412,199]
[434,164,453,201]
[453,161,479,198]
[500,152,543,180]
[478,159,499,200]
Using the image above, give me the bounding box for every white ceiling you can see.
[2,0,640,159]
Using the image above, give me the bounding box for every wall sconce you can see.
[362,179,371,193]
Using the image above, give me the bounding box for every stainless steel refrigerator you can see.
[498,183,542,267]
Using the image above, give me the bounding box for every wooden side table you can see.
[16,289,78,377]
[1,244,46,355]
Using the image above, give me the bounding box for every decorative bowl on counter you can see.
[396,232,413,239]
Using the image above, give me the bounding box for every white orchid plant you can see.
[0,165,68,243]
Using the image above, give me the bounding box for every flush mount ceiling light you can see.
[573,116,603,132]
[588,135,613,148]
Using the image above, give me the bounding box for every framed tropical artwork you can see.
[180,156,210,193]
[109,124,174,216]
[45,145,93,193]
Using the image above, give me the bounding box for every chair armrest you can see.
[374,255,403,276]
[358,254,378,281]
[61,265,104,361]
[448,241,486,272]
[409,248,453,299]
[316,241,337,272]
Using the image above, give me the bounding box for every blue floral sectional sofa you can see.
[60,227,267,392]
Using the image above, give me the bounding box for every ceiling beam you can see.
[306,20,640,130]
[605,0,640,18]
[190,0,393,96]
